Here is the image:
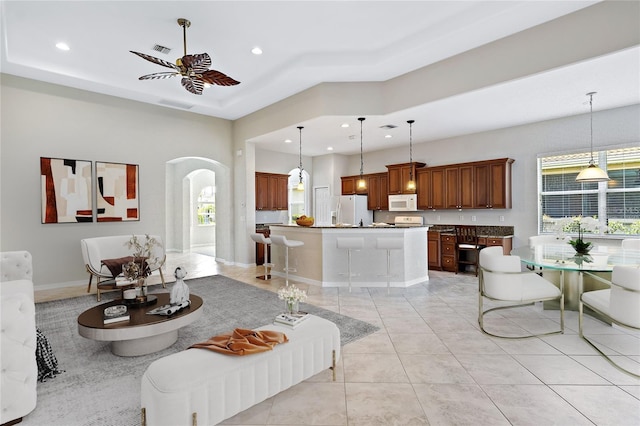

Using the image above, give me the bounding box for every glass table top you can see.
[511,244,640,272]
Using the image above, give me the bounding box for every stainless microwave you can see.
[388,194,419,212]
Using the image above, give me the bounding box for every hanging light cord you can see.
[358,117,365,178]
[298,126,303,183]
[408,119,415,180]
[588,92,595,165]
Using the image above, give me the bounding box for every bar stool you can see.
[251,233,273,280]
[336,237,364,293]
[376,237,403,294]
[270,234,304,286]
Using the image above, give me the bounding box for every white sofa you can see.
[81,234,166,301]
[141,315,340,426]
[1,251,37,425]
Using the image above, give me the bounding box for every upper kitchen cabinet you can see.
[367,172,389,211]
[255,172,288,210]
[341,175,368,195]
[445,164,474,210]
[417,167,445,210]
[473,158,514,209]
[387,162,426,194]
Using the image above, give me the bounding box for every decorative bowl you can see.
[296,217,314,227]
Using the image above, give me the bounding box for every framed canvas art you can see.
[96,161,140,222]
[40,157,93,224]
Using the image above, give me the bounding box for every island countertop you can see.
[268,225,429,288]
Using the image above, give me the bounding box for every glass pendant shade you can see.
[576,163,610,182]
[576,92,610,183]
[357,177,367,189]
[406,180,416,191]
[296,181,304,190]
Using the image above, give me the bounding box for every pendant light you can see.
[576,92,610,182]
[357,117,367,190]
[297,126,304,190]
[406,119,416,191]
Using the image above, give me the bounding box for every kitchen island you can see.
[268,225,429,288]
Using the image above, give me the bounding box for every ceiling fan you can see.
[130,18,240,95]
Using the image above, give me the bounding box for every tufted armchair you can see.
[1,251,37,425]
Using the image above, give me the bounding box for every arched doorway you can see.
[165,157,231,262]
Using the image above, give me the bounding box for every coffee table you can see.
[77,293,203,356]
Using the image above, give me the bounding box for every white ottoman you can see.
[141,315,340,426]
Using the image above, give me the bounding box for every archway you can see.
[165,157,231,263]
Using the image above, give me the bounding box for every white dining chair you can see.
[621,238,640,250]
[579,265,640,378]
[479,246,564,338]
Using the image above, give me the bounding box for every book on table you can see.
[103,304,130,324]
[274,312,309,329]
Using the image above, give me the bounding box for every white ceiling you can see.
[2,1,638,157]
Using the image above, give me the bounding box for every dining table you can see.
[511,243,640,310]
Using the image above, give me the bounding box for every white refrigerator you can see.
[337,195,373,226]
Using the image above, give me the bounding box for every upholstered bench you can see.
[80,234,166,301]
[140,315,340,426]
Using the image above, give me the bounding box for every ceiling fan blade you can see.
[130,51,179,71]
[138,72,180,80]
[200,70,241,86]
[181,77,205,95]
[181,53,212,70]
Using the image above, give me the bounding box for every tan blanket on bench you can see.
[189,328,288,356]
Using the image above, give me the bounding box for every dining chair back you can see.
[478,246,564,338]
[621,238,640,250]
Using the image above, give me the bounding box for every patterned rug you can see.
[26,275,378,426]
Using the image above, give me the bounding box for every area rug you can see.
[26,275,378,426]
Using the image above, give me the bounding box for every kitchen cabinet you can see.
[386,162,426,194]
[445,164,474,210]
[440,233,456,272]
[474,158,514,209]
[428,231,441,270]
[341,175,368,195]
[478,236,512,255]
[255,172,288,210]
[417,167,445,210]
[255,228,271,265]
[367,173,388,210]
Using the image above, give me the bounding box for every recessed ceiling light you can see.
[327,146,334,151]
[56,42,70,51]
[385,134,392,139]
[341,123,349,128]
[284,139,292,144]
[251,47,263,55]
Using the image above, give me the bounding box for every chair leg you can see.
[386,249,391,295]
[86,274,93,293]
[347,249,352,293]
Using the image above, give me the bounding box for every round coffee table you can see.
[77,293,203,356]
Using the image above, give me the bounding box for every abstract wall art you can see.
[40,157,93,223]
[96,161,139,222]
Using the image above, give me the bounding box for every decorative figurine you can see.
[170,266,190,305]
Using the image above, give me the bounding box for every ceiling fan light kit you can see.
[130,18,240,95]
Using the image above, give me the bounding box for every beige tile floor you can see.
[35,251,640,425]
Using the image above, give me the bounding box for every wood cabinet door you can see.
[387,167,402,194]
[379,174,389,210]
[474,163,490,209]
[367,174,380,210]
[275,175,289,210]
[341,177,356,195]
[459,164,474,209]
[255,173,269,210]
[417,169,431,209]
[428,231,441,269]
[445,166,460,209]
[489,161,509,209]
[431,168,446,209]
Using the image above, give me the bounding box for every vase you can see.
[285,300,299,315]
